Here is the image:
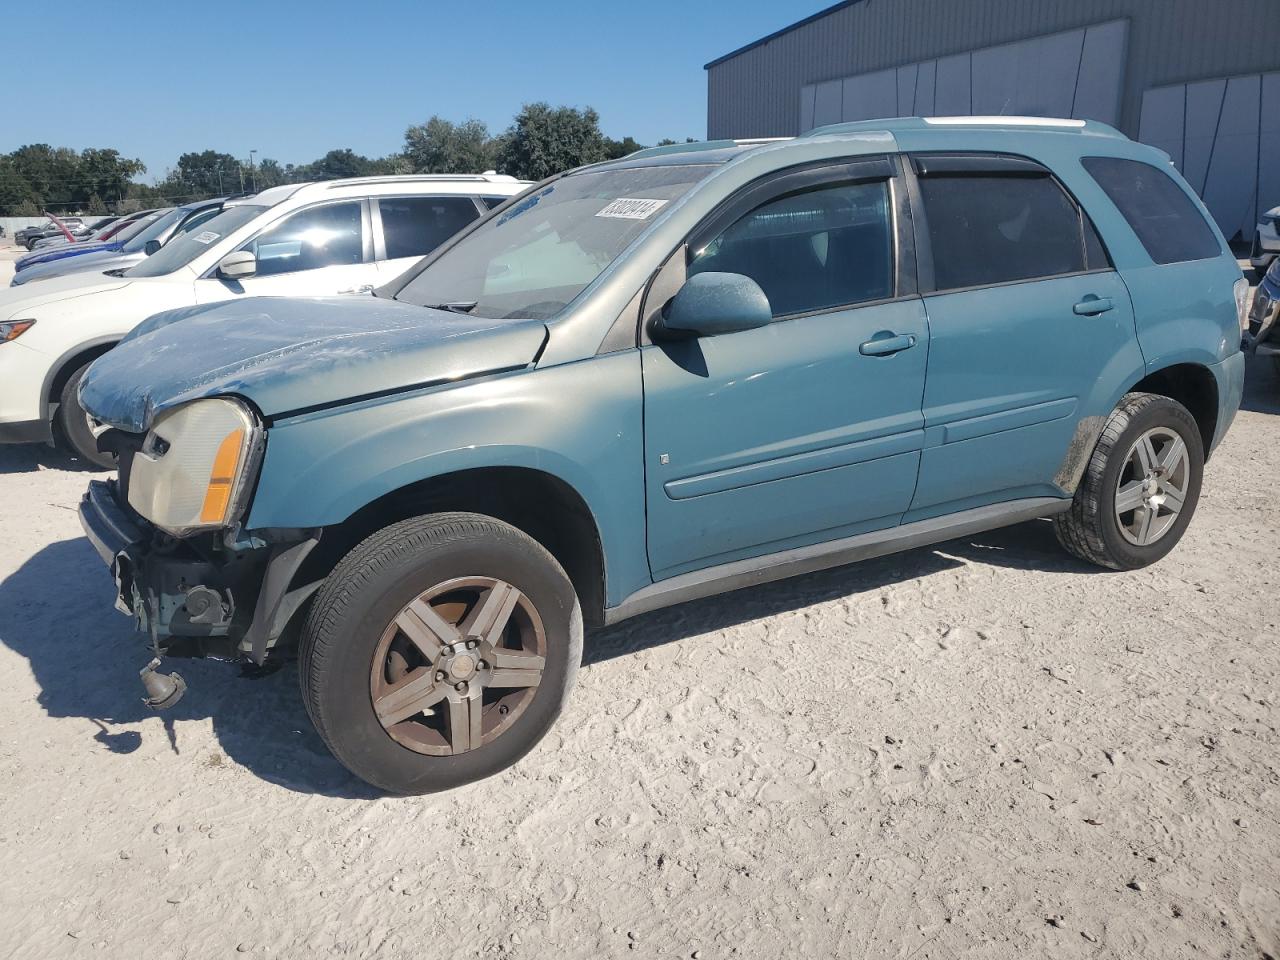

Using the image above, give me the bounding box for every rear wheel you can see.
[56,360,116,469]
[1054,393,1203,570]
[299,512,582,794]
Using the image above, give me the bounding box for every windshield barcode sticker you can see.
[192,231,220,244]
[596,198,669,220]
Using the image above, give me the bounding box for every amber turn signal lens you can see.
[199,428,246,524]
[0,320,36,342]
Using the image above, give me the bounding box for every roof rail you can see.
[804,116,1125,138]
[319,173,523,189]
[625,137,795,161]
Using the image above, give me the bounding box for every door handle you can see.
[859,332,917,356]
[340,284,375,295]
[1073,296,1114,316]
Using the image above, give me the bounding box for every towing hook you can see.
[139,658,186,711]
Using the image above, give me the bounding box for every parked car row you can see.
[0,119,1253,794]
[12,199,228,286]
[27,214,123,250]
[14,208,164,276]
[14,215,93,249]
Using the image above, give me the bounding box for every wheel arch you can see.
[293,466,609,628]
[1124,362,1219,459]
[42,336,119,413]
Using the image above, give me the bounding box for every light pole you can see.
[249,149,258,192]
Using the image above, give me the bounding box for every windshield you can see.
[119,207,180,253]
[395,164,716,320]
[126,204,268,278]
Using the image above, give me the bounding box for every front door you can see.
[904,154,1144,519]
[641,163,930,580]
[195,199,376,303]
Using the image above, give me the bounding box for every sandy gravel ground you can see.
[0,244,1277,959]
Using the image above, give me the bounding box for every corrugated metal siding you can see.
[707,0,1280,139]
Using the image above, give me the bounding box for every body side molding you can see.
[604,496,1071,624]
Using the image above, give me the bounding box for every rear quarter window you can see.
[1082,157,1222,265]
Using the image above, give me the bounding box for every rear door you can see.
[641,158,930,579]
[905,153,1143,519]
[372,195,484,283]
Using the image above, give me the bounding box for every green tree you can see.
[293,148,394,182]
[403,117,495,173]
[0,156,40,215]
[174,150,243,197]
[496,103,608,181]
[78,148,144,206]
[254,158,286,189]
[603,136,645,160]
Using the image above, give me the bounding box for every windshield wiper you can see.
[424,301,478,315]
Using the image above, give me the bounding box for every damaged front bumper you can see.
[78,479,320,663]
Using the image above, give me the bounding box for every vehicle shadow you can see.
[0,537,376,798]
[2,521,1095,794]
[1242,352,1280,415]
[585,518,1095,666]
[0,443,104,475]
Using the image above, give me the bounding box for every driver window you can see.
[242,202,363,277]
[689,180,894,317]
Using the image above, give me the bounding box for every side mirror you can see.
[654,271,772,340]
[216,250,257,280]
[143,239,162,256]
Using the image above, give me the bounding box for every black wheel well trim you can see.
[281,465,609,633]
[42,336,120,414]
[1122,362,1219,458]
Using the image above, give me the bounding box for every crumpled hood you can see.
[16,239,122,271]
[79,295,549,433]
[11,250,142,286]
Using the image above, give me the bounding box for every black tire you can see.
[299,512,582,794]
[1054,392,1204,570]
[56,360,116,469]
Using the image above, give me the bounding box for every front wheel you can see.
[1054,393,1204,570]
[299,512,582,794]
[56,360,116,469]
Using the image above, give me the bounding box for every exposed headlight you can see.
[0,319,35,342]
[128,398,261,536]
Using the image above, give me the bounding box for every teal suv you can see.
[78,118,1248,793]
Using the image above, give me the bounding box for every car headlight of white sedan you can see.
[127,398,261,536]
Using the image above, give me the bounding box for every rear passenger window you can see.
[1082,157,1221,265]
[689,181,894,317]
[379,196,479,261]
[918,174,1089,291]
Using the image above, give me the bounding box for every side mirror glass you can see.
[143,239,162,256]
[216,250,257,280]
[654,271,773,340]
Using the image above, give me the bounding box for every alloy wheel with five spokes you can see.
[371,577,547,756]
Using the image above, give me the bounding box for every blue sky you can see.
[6,0,821,181]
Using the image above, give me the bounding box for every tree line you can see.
[0,103,693,216]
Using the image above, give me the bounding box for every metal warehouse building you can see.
[705,0,1280,242]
